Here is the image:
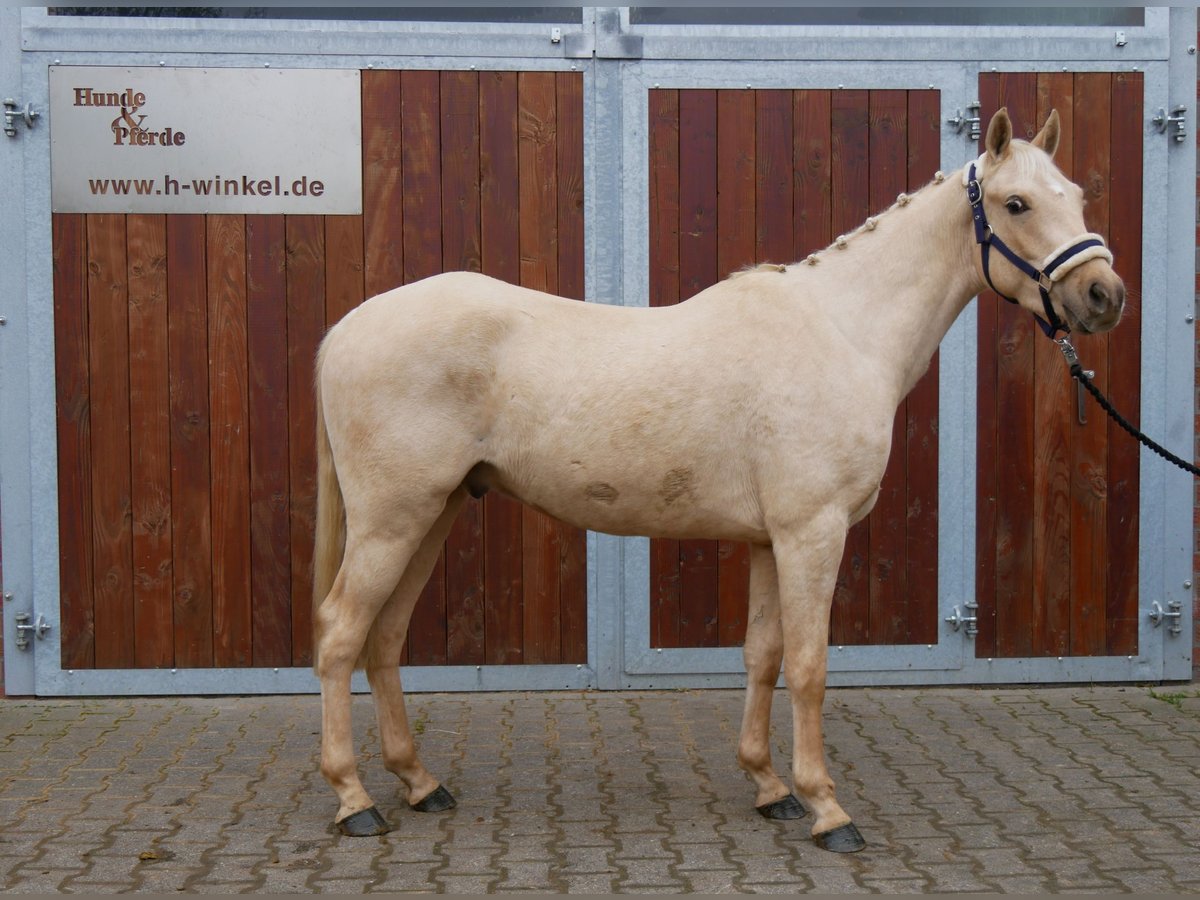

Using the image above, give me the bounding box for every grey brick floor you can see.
[1,684,1198,893]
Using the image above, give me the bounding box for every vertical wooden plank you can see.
[647,88,681,649]
[866,90,910,645]
[677,88,720,648]
[206,214,252,668]
[974,74,1001,658]
[53,213,95,670]
[362,69,404,297]
[992,74,1038,658]
[167,215,213,668]
[286,215,326,668]
[829,89,870,645]
[127,214,174,668]
[716,88,756,648]
[793,90,832,260]
[519,70,562,663]
[1069,72,1112,657]
[556,71,588,664]
[87,214,134,668]
[402,69,449,666]
[245,215,292,668]
[325,216,364,327]
[755,89,794,265]
[1105,71,1143,656]
[904,89,941,645]
[480,70,525,665]
[1032,72,1076,656]
[442,70,486,666]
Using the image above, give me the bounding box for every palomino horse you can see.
[311,108,1124,850]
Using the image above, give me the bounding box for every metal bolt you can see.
[264,62,271,68]
[1190,45,1197,55]
[2,592,12,602]
[1186,314,1195,324]
[1114,31,1127,48]
[1185,580,1193,590]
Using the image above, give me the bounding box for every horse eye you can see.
[1005,197,1028,215]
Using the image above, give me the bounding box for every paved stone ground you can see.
[1,684,1199,894]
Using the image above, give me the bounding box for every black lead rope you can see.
[1055,338,1200,477]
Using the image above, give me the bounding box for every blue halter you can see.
[966,162,1109,338]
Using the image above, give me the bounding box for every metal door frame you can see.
[597,6,1194,687]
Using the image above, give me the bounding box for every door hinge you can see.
[1148,599,1183,637]
[945,599,979,637]
[1152,105,1187,143]
[13,610,52,651]
[947,101,982,142]
[3,98,40,138]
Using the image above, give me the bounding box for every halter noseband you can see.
[965,160,1112,338]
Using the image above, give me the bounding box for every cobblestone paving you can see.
[1,684,1198,893]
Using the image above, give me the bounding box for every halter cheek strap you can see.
[965,161,1112,338]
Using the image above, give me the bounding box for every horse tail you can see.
[311,340,345,673]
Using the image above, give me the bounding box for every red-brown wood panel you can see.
[976,72,1141,659]
[362,69,404,299]
[1105,71,1143,656]
[1032,72,1075,657]
[246,215,291,668]
[325,216,364,328]
[1069,72,1113,656]
[648,87,940,650]
[127,214,174,668]
[480,70,525,666]
[87,214,134,668]
[53,214,95,670]
[206,214,252,668]
[904,90,941,645]
[167,215,214,668]
[285,215,325,669]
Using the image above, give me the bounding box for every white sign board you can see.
[50,66,362,214]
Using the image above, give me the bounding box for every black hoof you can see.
[813,822,866,853]
[410,784,456,812]
[336,806,391,837]
[756,793,807,820]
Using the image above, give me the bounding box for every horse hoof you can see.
[813,822,866,853]
[336,806,391,837]
[410,784,456,812]
[756,794,807,820]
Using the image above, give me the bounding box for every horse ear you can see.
[1032,109,1061,159]
[985,108,1013,162]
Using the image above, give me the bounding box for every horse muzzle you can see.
[1059,263,1125,335]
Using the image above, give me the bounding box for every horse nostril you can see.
[1089,281,1113,310]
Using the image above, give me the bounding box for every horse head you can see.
[970,107,1125,336]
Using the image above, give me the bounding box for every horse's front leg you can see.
[773,511,865,853]
[737,544,805,820]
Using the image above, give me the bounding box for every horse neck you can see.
[805,174,982,401]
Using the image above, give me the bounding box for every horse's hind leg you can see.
[738,544,805,821]
[316,501,448,836]
[365,488,467,814]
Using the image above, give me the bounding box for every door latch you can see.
[13,611,51,651]
[1152,105,1187,143]
[945,599,979,637]
[947,101,982,142]
[3,98,40,138]
[1148,599,1183,636]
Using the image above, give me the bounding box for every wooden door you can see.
[974,72,1143,658]
[52,69,586,670]
[646,87,942,650]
